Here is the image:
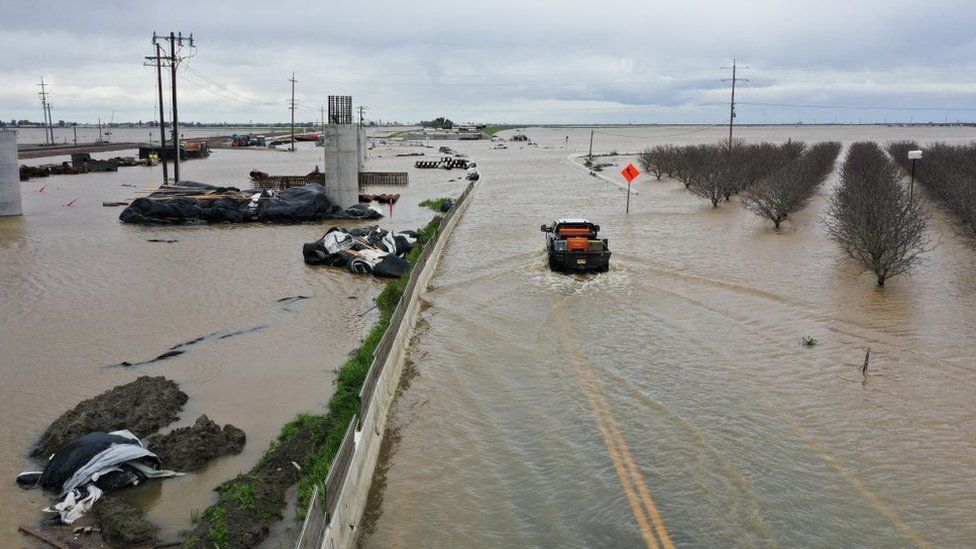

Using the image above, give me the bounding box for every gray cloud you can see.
[3,0,976,124]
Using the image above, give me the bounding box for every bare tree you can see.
[636,147,664,180]
[685,148,729,207]
[826,142,931,286]
[741,141,840,228]
[658,140,805,205]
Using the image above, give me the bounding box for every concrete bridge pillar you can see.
[0,130,22,216]
[322,125,362,209]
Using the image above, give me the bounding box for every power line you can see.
[737,101,976,112]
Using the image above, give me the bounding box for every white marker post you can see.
[908,149,922,198]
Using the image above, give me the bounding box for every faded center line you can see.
[551,298,674,549]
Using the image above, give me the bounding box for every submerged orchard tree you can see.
[826,142,931,286]
[636,147,665,180]
[654,140,807,206]
[741,141,841,228]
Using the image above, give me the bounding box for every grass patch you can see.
[419,197,451,212]
[482,124,524,137]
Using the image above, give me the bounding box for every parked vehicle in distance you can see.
[541,218,611,273]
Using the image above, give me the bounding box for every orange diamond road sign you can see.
[621,163,640,183]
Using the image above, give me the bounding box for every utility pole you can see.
[358,105,368,127]
[153,31,194,183]
[37,78,52,145]
[46,103,55,144]
[289,72,297,151]
[320,105,326,138]
[145,44,170,184]
[587,129,594,161]
[722,59,748,152]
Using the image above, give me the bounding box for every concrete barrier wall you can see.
[296,178,479,549]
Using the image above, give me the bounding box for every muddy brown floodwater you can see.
[0,133,463,546]
[362,126,976,548]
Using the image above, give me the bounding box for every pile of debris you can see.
[119,182,382,224]
[15,376,246,547]
[19,154,157,181]
[359,193,400,204]
[303,225,418,277]
[415,157,470,169]
[17,430,183,524]
[249,167,326,190]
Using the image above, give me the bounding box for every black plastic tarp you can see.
[119,183,382,224]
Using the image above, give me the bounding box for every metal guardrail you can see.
[325,413,359,520]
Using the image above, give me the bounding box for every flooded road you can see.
[362,126,976,547]
[0,135,460,545]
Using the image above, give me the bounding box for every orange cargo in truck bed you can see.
[566,237,589,251]
[558,227,591,238]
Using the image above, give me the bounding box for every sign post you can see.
[621,163,640,213]
[907,149,922,198]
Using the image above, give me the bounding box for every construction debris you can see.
[249,167,325,190]
[303,226,418,277]
[415,157,470,169]
[359,193,400,204]
[119,182,382,224]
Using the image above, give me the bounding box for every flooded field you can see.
[0,135,463,546]
[362,126,976,548]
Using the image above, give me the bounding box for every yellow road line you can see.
[552,300,674,549]
[761,394,931,549]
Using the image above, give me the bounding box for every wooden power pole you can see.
[289,72,297,151]
[722,59,748,152]
[152,31,194,183]
[145,44,169,184]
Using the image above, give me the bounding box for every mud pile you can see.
[32,376,187,458]
[148,415,246,471]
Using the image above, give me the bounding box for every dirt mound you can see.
[32,376,187,458]
[94,494,159,547]
[148,415,246,471]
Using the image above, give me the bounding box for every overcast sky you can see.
[3,0,976,125]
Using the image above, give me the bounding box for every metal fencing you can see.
[295,485,327,549]
[324,412,359,521]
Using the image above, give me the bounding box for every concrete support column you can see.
[0,130,22,217]
[322,125,361,209]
